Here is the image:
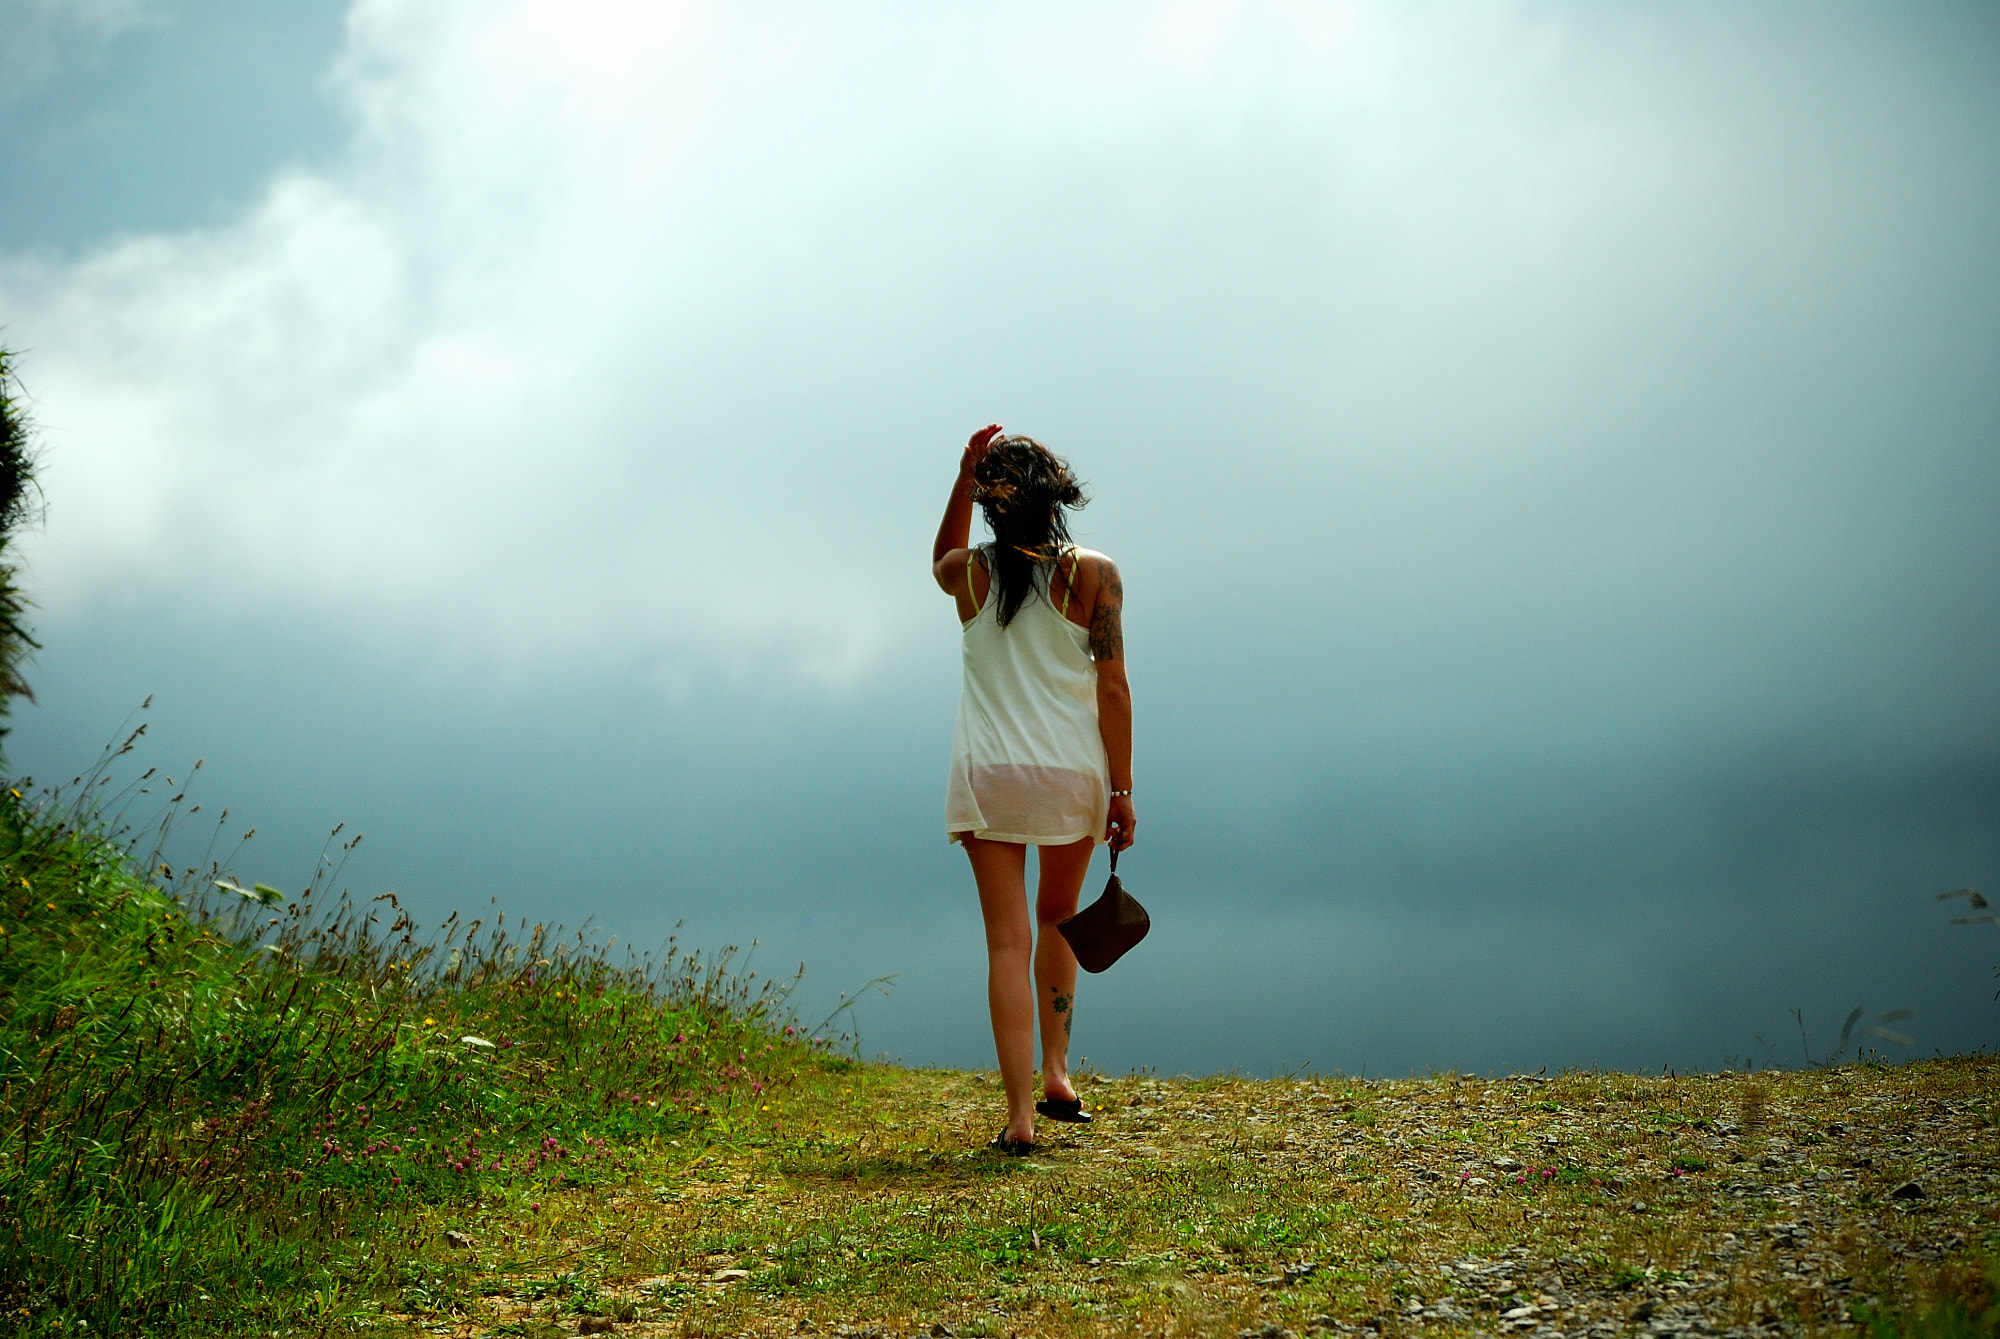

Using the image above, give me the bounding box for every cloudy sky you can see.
[3,0,1996,1077]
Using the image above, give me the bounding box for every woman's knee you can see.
[985,918,1034,956]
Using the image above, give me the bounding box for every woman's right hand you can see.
[961,423,1004,479]
[1106,794,1136,852]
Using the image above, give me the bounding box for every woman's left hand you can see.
[1106,794,1136,852]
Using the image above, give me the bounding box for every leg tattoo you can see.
[1052,990,1073,1038]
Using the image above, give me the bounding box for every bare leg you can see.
[963,835,1036,1143]
[1034,837,1095,1104]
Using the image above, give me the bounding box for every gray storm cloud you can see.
[2,0,1995,1073]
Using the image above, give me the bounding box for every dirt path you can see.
[413,1057,1996,1339]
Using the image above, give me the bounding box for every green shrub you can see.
[0,781,816,1334]
[0,349,43,756]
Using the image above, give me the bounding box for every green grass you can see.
[1865,1259,2000,1339]
[0,779,821,1335]
[0,764,1991,1338]
[0,347,46,748]
[373,1051,1993,1339]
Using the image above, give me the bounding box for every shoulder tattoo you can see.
[1089,557,1123,662]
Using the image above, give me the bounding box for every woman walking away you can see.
[932,423,1136,1155]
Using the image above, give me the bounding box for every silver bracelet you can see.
[1110,788,1133,798]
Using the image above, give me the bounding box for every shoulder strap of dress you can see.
[967,548,984,615]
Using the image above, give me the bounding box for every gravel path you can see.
[424,1059,1996,1339]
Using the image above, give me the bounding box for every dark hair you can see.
[972,436,1087,628]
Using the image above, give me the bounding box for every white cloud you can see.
[1,0,1376,688]
[3,0,1995,749]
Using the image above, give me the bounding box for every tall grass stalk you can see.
[0,348,44,759]
[0,776,822,1334]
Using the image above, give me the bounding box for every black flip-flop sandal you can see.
[989,1132,1037,1157]
[1036,1098,1092,1124]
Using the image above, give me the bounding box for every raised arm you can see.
[933,423,1004,591]
[1088,555,1136,851]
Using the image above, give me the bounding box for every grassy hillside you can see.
[0,782,1992,1339]
[0,780,824,1335]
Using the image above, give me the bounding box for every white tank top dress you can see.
[946,546,1110,846]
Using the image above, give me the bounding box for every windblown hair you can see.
[971,436,1087,628]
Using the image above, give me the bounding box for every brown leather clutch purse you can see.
[1057,847,1150,973]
